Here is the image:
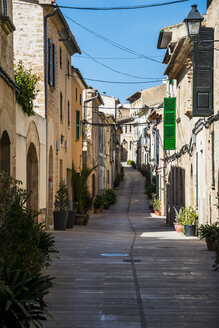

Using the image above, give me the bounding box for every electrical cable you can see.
[83,77,164,84]
[81,50,163,80]
[57,0,188,11]
[74,55,163,60]
[65,15,162,63]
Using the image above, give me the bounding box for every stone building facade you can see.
[157,2,219,224]
[71,66,88,173]
[0,0,18,177]
[82,88,104,198]
[13,0,81,226]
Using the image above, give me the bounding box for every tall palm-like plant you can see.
[72,163,97,215]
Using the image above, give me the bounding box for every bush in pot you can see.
[104,189,117,207]
[151,193,161,216]
[93,195,104,213]
[173,207,185,233]
[53,181,69,230]
[72,163,95,225]
[198,223,219,251]
[183,206,198,236]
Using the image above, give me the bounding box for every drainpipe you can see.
[44,8,57,229]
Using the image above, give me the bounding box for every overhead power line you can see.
[83,77,164,84]
[57,0,188,11]
[74,55,163,60]
[65,15,162,63]
[82,50,163,80]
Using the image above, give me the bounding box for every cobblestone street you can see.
[44,168,219,328]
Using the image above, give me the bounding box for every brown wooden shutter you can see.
[193,27,214,117]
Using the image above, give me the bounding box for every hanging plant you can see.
[14,61,39,116]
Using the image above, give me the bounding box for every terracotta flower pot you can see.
[94,207,103,214]
[173,222,184,233]
[74,214,85,225]
[154,210,161,216]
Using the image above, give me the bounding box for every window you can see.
[130,141,132,150]
[67,59,70,77]
[129,125,132,132]
[76,88,78,101]
[48,39,55,86]
[60,47,62,69]
[67,101,70,127]
[76,110,80,140]
[60,159,63,182]
[125,125,127,133]
[80,93,82,106]
[3,0,7,16]
[60,92,63,121]
[52,44,55,87]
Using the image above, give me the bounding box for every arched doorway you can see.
[48,146,53,225]
[0,131,10,174]
[27,143,38,211]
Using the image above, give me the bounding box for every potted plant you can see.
[72,163,96,225]
[151,193,161,216]
[53,181,69,230]
[198,223,219,251]
[93,195,104,214]
[183,206,198,236]
[173,207,185,233]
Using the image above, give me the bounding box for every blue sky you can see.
[57,0,206,104]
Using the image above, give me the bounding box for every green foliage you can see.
[0,269,53,328]
[93,195,104,209]
[104,189,117,206]
[72,163,95,214]
[150,193,161,212]
[174,207,185,224]
[174,206,198,225]
[54,181,69,212]
[198,223,219,242]
[0,171,56,327]
[127,159,132,165]
[14,61,39,116]
[145,183,156,200]
[213,239,219,271]
[114,168,125,188]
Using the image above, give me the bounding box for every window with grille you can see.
[48,39,55,86]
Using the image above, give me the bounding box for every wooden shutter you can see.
[193,27,214,117]
[52,44,55,87]
[163,97,176,150]
[48,39,52,85]
[67,101,70,127]
[60,92,63,121]
[76,110,80,140]
[156,129,159,165]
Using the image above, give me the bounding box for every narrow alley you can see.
[44,168,219,328]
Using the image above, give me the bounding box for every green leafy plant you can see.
[114,169,124,188]
[72,163,96,215]
[14,61,39,116]
[0,269,53,328]
[151,193,161,212]
[103,189,117,206]
[174,207,185,224]
[93,195,104,209]
[54,181,69,212]
[183,206,198,225]
[198,223,219,242]
[213,239,219,271]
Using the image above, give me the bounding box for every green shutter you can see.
[76,110,80,140]
[193,27,214,117]
[60,92,63,121]
[163,97,176,150]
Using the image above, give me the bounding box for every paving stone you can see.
[43,168,219,328]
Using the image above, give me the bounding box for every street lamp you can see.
[184,4,203,40]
